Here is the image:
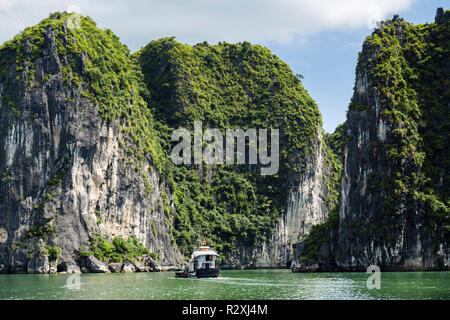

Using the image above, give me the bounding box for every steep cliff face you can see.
[138,39,333,268]
[225,132,331,268]
[0,13,333,272]
[293,10,449,272]
[0,13,183,273]
[338,12,449,271]
[291,125,342,272]
[223,148,334,269]
[4,11,447,273]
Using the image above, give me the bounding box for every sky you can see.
[0,0,446,132]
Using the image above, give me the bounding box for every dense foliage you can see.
[0,12,164,173]
[0,13,167,261]
[137,38,323,258]
[80,236,152,263]
[0,13,324,260]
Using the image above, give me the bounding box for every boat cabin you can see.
[189,246,220,277]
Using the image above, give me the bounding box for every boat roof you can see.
[192,250,219,257]
[191,246,219,258]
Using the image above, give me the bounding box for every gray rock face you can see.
[49,265,57,274]
[0,23,183,272]
[142,255,161,272]
[27,254,50,274]
[291,259,319,273]
[107,260,148,272]
[83,256,109,273]
[291,240,336,272]
[133,261,147,272]
[122,261,136,273]
[223,131,333,268]
[57,261,81,274]
[108,263,123,273]
[336,19,448,271]
[25,240,50,274]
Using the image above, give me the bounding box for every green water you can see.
[0,269,448,300]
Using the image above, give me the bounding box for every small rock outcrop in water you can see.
[133,260,146,272]
[27,255,50,274]
[108,263,123,273]
[82,256,110,273]
[141,255,161,272]
[121,261,136,273]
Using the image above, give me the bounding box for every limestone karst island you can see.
[0,3,448,302]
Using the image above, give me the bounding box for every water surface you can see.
[0,269,448,300]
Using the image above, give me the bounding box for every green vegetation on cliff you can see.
[0,13,325,261]
[298,10,449,267]
[0,12,167,259]
[0,12,164,171]
[360,11,449,244]
[80,236,153,263]
[138,38,323,257]
[1,9,447,270]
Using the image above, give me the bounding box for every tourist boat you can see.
[175,243,220,278]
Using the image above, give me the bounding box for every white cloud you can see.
[0,0,415,50]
